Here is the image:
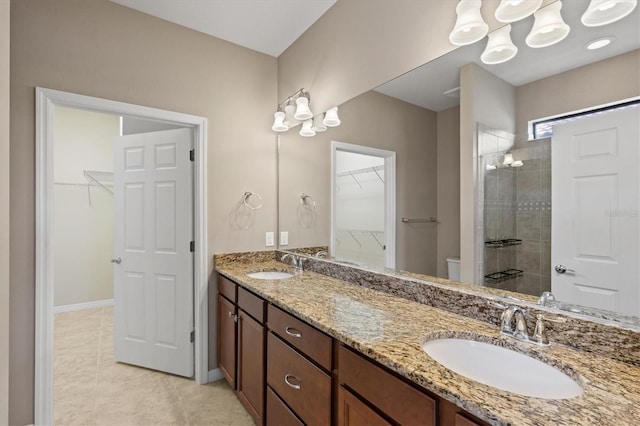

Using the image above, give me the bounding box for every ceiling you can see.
[375,1,640,112]
[110,0,337,57]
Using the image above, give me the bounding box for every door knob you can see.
[111,257,122,264]
[554,264,575,274]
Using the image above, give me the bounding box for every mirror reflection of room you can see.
[333,149,386,268]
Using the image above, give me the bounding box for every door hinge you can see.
[190,241,195,252]
[190,330,195,343]
[189,149,195,162]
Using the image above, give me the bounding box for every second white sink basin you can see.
[246,271,294,280]
[421,338,583,399]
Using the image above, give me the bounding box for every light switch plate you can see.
[265,232,275,247]
[280,231,289,246]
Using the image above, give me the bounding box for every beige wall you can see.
[516,49,640,138]
[460,63,516,284]
[1,1,10,424]
[53,107,118,307]
[279,90,438,275]
[10,1,277,423]
[436,106,461,278]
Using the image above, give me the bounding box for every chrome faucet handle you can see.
[532,314,566,346]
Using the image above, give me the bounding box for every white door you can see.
[113,128,194,377]
[552,106,639,316]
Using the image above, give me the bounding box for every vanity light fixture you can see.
[494,0,543,22]
[449,0,489,46]
[294,93,313,120]
[322,106,341,127]
[272,88,341,136]
[299,119,316,137]
[581,0,637,27]
[526,1,570,48]
[283,101,296,127]
[511,160,524,167]
[481,24,518,64]
[271,107,289,132]
[311,114,327,132]
[586,36,616,49]
[503,153,514,165]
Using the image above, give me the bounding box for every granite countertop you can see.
[216,259,640,426]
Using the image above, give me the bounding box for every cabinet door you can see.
[338,386,391,426]
[217,294,236,387]
[237,309,265,425]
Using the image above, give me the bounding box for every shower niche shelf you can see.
[484,238,522,248]
[484,269,523,285]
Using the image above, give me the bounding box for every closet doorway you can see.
[35,88,209,425]
[330,141,396,269]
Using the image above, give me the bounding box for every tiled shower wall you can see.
[478,124,551,296]
[513,139,552,295]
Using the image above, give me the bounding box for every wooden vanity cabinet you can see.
[237,287,267,425]
[266,305,334,425]
[217,276,238,387]
[217,276,267,426]
[338,345,488,426]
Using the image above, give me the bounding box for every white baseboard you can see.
[208,368,224,383]
[54,299,114,314]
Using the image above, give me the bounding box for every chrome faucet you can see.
[500,306,530,341]
[537,291,556,307]
[497,305,556,347]
[281,253,303,273]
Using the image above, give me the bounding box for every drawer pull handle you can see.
[284,374,301,390]
[285,327,302,338]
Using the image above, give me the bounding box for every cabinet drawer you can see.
[268,304,332,370]
[266,386,304,426]
[267,332,331,425]
[218,275,237,302]
[339,345,436,426]
[238,286,266,324]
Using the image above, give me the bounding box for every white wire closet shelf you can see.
[83,170,114,194]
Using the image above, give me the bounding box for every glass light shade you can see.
[294,96,313,121]
[284,103,296,126]
[511,160,524,167]
[322,107,341,127]
[581,0,637,26]
[526,2,570,48]
[449,0,489,46]
[271,111,289,132]
[311,115,327,132]
[503,153,514,165]
[495,0,543,22]
[299,119,316,137]
[481,25,518,64]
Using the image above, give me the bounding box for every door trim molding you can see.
[35,87,209,425]
[330,141,396,269]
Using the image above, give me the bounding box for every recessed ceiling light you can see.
[586,36,616,50]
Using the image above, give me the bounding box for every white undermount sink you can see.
[421,338,583,399]
[246,271,294,280]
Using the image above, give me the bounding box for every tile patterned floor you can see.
[54,306,254,426]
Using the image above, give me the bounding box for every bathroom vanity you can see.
[215,251,640,426]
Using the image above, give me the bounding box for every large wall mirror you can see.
[278,1,640,325]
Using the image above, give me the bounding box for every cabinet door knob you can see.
[285,326,302,338]
[284,374,301,390]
